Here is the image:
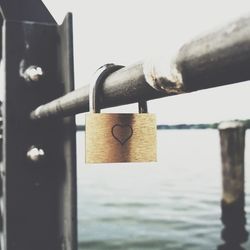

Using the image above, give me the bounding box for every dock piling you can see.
[218,121,248,245]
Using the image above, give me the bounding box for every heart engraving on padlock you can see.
[111,124,133,145]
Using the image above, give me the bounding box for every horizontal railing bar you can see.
[31,15,250,120]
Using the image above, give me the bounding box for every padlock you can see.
[85,64,157,163]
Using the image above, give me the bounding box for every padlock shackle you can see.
[89,64,124,113]
[138,100,148,113]
[90,64,148,114]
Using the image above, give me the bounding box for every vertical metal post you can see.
[218,121,248,246]
[0,7,77,250]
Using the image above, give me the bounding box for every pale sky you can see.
[43,0,250,125]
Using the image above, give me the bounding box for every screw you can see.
[23,66,43,82]
[27,146,45,162]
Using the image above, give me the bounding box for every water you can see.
[77,130,250,250]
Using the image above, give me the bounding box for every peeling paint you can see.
[143,55,184,94]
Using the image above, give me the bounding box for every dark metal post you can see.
[0,1,77,249]
[218,121,248,246]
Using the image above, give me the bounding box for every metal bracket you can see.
[0,1,77,250]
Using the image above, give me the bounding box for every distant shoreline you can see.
[76,120,250,131]
[156,124,218,130]
[76,123,219,131]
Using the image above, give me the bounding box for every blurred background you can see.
[43,1,250,249]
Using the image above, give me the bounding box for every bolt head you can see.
[24,66,43,82]
[27,146,45,162]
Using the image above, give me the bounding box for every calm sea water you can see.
[77,130,250,250]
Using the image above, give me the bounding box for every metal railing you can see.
[30,14,250,120]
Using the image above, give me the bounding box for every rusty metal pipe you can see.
[31,15,250,120]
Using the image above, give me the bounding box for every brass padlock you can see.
[85,64,157,163]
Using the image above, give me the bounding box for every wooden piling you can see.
[218,121,248,245]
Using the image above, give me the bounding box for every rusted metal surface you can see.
[31,14,250,120]
[143,55,184,93]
